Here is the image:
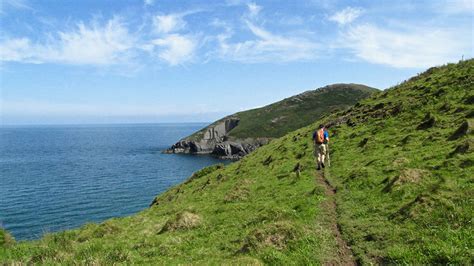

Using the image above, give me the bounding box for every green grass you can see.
[323,59,474,264]
[1,60,472,264]
[187,83,377,141]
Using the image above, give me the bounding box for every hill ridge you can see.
[165,83,378,159]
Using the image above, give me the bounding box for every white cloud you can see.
[341,24,471,68]
[48,18,135,65]
[2,2,470,70]
[217,21,318,63]
[0,17,136,65]
[151,34,196,65]
[152,14,186,34]
[0,12,200,67]
[329,7,363,26]
[247,2,262,17]
[144,0,155,6]
[0,38,37,63]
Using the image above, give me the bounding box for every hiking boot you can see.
[317,166,321,170]
[321,162,325,168]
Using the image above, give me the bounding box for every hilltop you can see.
[165,83,377,158]
[0,60,472,264]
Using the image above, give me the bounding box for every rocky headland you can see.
[164,83,378,158]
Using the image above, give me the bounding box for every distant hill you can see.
[165,83,378,158]
[1,60,472,264]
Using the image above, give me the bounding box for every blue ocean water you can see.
[0,123,224,240]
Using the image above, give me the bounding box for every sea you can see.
[0,123,225,241]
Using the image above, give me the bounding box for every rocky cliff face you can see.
[164,117,269,159]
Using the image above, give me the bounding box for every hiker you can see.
[313,124,329,170]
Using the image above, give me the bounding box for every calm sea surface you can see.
[0,123,224,240]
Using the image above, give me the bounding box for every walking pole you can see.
[327,143,331,167]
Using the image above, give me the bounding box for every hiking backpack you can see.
[314,129,325,144]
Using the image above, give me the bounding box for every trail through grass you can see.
[316,166,356,265]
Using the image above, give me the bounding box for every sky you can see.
[0,0,472,125]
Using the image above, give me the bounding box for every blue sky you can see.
[0,0,472,124]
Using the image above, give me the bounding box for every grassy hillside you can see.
[1,60,472,264]
[228,84,377,139]
[327,60,473,264]
[188,83,377,141]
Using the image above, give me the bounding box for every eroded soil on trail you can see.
[316,169,356,265]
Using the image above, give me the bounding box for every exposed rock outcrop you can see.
[164,117,270,159]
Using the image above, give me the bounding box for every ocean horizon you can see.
[0,122,212,127]
[0,123,225,240]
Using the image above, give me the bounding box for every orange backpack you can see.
[315,129,324,144]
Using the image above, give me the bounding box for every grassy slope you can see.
[1,60,472,264]
[187,84,377,141]
[327,60,473,264]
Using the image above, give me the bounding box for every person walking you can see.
[313,124,329,170]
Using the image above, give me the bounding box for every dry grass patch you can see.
[396,168,429,184]
[0,228,15,248]
[224,179,254,203]
[239,221,298,253]
[160,211,202,233]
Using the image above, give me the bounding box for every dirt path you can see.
[316,169,356,265]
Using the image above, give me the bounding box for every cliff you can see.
[165,83,378,158]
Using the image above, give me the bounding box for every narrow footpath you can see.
[316,169,356,265]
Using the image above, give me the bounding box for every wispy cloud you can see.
[152,14,186,34]
[328,7,363,26]
[0,0,32,14]
[340,24,470,68]
[0,17,136,65]
[214,3,319,63]
[217,20,319,63]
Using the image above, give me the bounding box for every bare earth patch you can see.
[316,170,356,265]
